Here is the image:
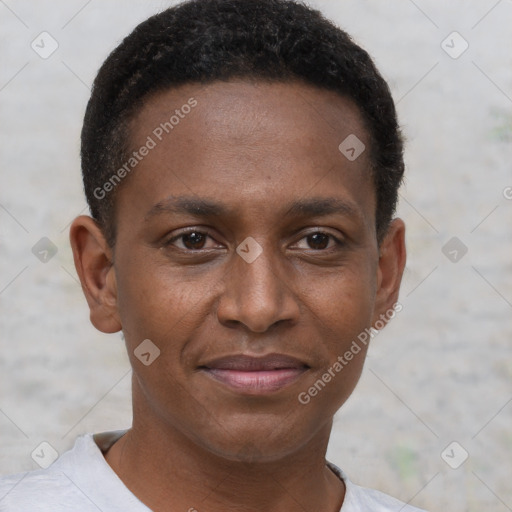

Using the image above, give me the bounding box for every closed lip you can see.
[200,353,309,371]
[198,353,309,394]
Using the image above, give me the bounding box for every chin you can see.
[192,416,318,464]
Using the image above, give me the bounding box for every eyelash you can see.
[164,228,344,251]
[165,229,219,251]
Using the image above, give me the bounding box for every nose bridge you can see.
[238,243,280,299]
[217,238,298,332]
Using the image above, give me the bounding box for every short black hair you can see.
[81,0,404,246]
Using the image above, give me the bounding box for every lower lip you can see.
[202,368,307,394]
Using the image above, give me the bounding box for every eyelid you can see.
[298,227,345,242]
[290,228,346,250]
[165,227,221,248]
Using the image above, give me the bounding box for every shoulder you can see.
[0,468,97,511]
[0,432,118,511]
[346,483,428,512]
[0,430,138,511]
[327,462,428,512]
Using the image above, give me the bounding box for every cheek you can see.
[113,256,223,397]
[296,265,376,405]
[304,264,377,342]
[115,256,203,334]
[114,262,203,411]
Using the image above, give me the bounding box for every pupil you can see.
[184,232,205,249]
[309,233,329,250]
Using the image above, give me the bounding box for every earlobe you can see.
[372,218,406,328]
[69,215,122,334]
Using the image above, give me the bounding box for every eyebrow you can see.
[145,196,359,221]
[286,197,358,219]
[145,196,225,220]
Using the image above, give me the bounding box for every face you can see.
[72,80,405,462]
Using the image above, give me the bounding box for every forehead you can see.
[132,79,368,153]
[118,80,375,231]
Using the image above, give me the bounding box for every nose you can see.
[216,242,300,333]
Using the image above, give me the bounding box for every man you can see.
[0,0,426,510]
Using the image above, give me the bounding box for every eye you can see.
[166,230,219,250]
[294,231,342,250]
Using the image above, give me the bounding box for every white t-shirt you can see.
[0,430,427,511]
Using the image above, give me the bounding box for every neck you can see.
[105,389,345,512]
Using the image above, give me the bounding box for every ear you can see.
[372,218,406,327]
[69,215,122,334]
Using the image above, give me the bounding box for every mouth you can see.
[199,353,309,395]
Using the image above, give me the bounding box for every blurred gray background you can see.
[1,1,511,510]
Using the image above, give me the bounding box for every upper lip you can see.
[200,353,309,371]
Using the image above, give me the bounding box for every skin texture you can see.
[70,80,406,512]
